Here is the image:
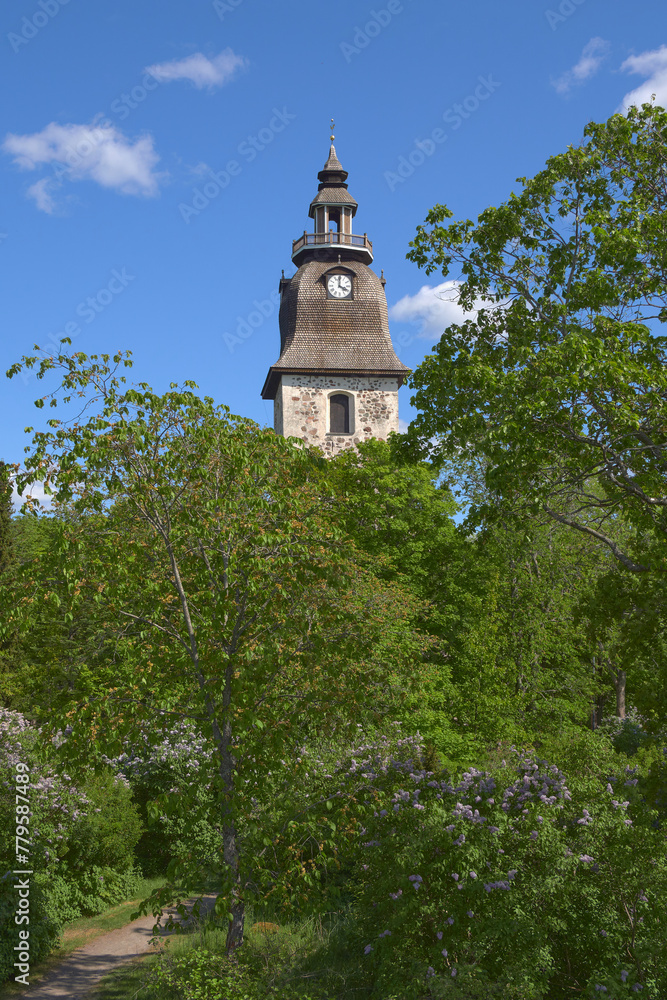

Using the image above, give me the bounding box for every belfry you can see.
[261,130,409,456]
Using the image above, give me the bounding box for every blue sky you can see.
[1,0,666,495]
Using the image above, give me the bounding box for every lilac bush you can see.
[344,742,667,998]
[0,709,142,982]
[103,720,221,879]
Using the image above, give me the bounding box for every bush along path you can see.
[11,895,217,1000]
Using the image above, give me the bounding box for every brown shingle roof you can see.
[261,259,410,399]
[309,186,358,209]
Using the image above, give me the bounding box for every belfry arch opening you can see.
[327,207,341,233]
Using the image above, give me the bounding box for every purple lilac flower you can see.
[467,910,474,917]
[437,930,443,940]
[451,968,457,978]
[452,873,459,881]
[447,916,454,925]
[580,855,594,863]
[364,944,372,955]
[621,971,629,982]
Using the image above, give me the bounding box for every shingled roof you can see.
[261,259,410,399]
[308,143,358,218]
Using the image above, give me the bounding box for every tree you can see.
[4,348,428,951]
[0,462,13,575]
[405,102,667,577]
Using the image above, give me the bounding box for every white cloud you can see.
[619,44,667,109]
[398,418,410,434]
[27,177,57,213]
[552,37,610,95]
[11,479,53,513]
[146,48,247,90]
[389,281,473,340]
[2,121,163,212]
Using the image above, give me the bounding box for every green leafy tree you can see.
[405,101,667,578]
[4,348,428,952]
[0,462,13,575]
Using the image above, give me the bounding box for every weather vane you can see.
[330,118,335,142]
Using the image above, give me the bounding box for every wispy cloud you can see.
[390,281,474,340]
[552,37,610,95]
[146,48,248,90]
[619,44,667,110]
[26,177,57,213]
[2,121,163,212]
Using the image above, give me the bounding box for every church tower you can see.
[261,135,410,456]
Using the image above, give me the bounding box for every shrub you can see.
[0,709,142,982]
[346,742,667,998]
[66,770,143,873]
[104,721,220,880]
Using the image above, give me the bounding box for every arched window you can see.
[330,393,350,434]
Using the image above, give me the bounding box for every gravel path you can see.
[17,895,217,999]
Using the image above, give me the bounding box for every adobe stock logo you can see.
[179,108,296,224]
[544,0,587,30]
[8,0,72,54]
[223,290,280,353]
[20,268,135,385]
[340,2,404,63]
[384,74,501,192]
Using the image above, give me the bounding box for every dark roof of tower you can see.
[319,144,347,181]
[309,143,358,217]
[261,259,410,399]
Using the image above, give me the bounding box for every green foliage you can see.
[67,770,143,873]
[346,741,667,998]
[0,462,14,576]
[144,947,318,1000]
[0,710,143,982]
[105,721,220,879]
[4,350,429,950]
[405,102,667,579]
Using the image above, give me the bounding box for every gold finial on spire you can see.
[330,117,335,142]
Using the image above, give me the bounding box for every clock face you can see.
[327,274,352,299]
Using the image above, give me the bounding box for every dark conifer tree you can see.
[0,462,14,575]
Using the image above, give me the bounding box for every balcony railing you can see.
[292,230,373,258]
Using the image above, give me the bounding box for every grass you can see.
[88,907,368,1000]
[0,876,166,1000]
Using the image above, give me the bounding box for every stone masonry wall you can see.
[277,374,399,457]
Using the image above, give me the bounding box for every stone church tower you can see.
[261,140,409,456]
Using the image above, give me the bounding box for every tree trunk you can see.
[214,660,244,954]
[615,669,626,720]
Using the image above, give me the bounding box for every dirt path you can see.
[17,895,217,1000]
